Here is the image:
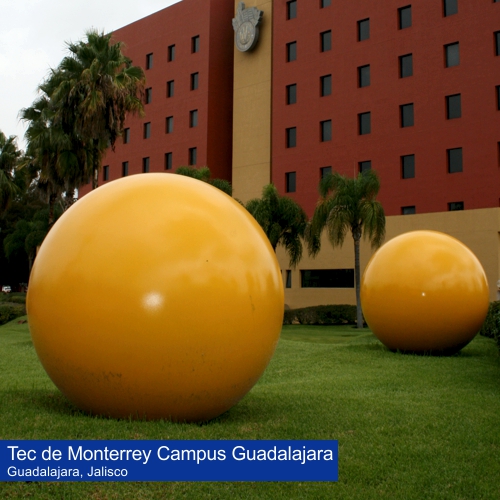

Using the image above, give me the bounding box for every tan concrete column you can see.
[232,0,272,203]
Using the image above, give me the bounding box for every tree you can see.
[175,166,233,196]
[0,131,22,213]
[20,96,83,226]
[306,170,385,329]
[47,29,145,189]
[0,187,49,285]
[246,184,307,268]
[4,217,47,275]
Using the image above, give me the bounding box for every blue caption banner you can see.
[1,440,338,482]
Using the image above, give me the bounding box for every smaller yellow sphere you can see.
[361,230,489,354]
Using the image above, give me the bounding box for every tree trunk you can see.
[48,192,57,227]
[64,188,76,210]
[28,251,34,277]
[92,140,99,190]
[353,232,363,329]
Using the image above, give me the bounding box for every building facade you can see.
[81,0,500,306]
[78,0,235,186]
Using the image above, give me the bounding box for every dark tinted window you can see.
[301,269,354,288]
[402,155,415,178]
[446,94,461,119]
[358,19,370,41]
[286,172,296,192]
[399,6,412,29]
[400,54,413,77]
[358,65,370,87]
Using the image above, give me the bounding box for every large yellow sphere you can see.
[27,174,284,421]
[361,230,489,354]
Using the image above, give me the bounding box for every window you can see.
[103,165,109,181]
[398,5,412,29]
[321,120,332,142]
[166,116,174,134]
[445,42,460,67]
[145,87,152,104]
[321,0,331,7]
[191,72,199,90]
[448,147,463,173]
[123,128,130,144]
[400,103,414,127]
[142,157,150,173]
[443,0,458,16]
[402,206,416,215]
[449,201,464,211]
[286,127,297,148]
[144,122,151,139]
[192,35,200,53]
[165,152,173,170]
[285,172,296,193]
[321,74,332,96]
[146,53,153,69]
[190,109,198,128]
[287,0,297,19]
[287,41,297,62]
[301,269,354,288]
[285,270,292,288]
[358,19,370,41]
[321,31,332,52]
[495,31,500,56]
[401,154,415,178]
[122,161,129,177]
[189,147,197,166]
[286,84,297,104]
[446,94,461,119]
[359,112,371,135]
[321,166,332,179]
[358,65,370,87]
[359,160,371,173]
[167,80,174,97]
[400,54,413,77]
[168,44,175,62]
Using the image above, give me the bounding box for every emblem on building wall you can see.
[232,2,263,52]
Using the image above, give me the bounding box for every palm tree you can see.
[175,166,233,196]
[47,29,145,189]
[306,170,385,329]
[246,184,307,268]
[20,96,84,225]
[0,131,22,214]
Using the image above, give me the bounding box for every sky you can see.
[0,0,181,150]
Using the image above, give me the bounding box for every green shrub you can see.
[0,304,26,326]
[479,301,500,351]
[4,294,26,305]
[283,304,357,325]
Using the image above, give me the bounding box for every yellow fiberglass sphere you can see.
[360,230,489,355]
[27,174,284,421]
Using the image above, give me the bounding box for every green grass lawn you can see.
[1,318,499,499]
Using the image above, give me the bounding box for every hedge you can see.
[0,304,27,326]
[283,304,357,325]
[479,301,500,351]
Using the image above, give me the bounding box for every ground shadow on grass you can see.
[3,389,84,418]
[281,325,377,345]
[1,386,294,431]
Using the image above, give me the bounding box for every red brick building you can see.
[271,0,500,217]
[80,0,234,194]
[80,0,500,306]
